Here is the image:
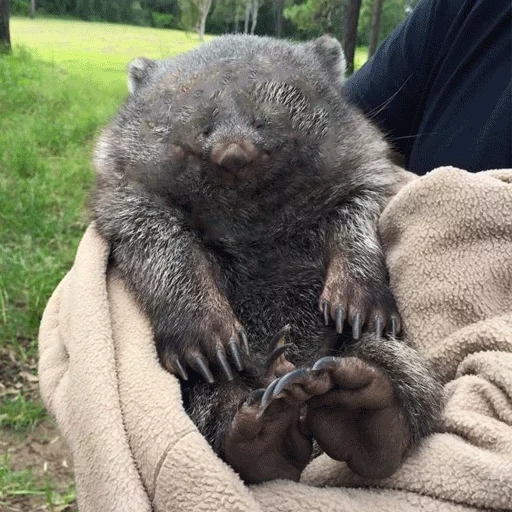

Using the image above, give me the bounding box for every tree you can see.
[273,0,284,37]
[179,0,213,40]
[244,0,259,34]
[30,0,35,18]
[284,0,342,40]
[368,0,383,57]
[197,0,212,39]
[0,0,10,53]
[343,0,362,74]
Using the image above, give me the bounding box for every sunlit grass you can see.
[10,17,210,89]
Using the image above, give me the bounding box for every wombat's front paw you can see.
[159,307,248,384]
[319,255,400,339]
[222,389,312,484]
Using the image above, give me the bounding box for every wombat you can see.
[92,34,443,484]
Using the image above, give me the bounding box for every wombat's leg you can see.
[93,186,247,383]
[185,378,312,484]
[260,337,443,479]
[320,198,399,339]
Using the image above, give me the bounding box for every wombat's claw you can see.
[272,368,309,398]
[311,356,340,372]
[335,306,345,334]
[322,301,330,326]
[375,316,384,338]
[189,354,215,384]
[350,313,361,340]
[264,325,295,381]
[266,343,293,369]
[269,324,292,350]
[216,347,234,381]
[390,315,400,337]
[173,356,189,381]
[228,339,244,372]
[258,378,280,416]
[259,368,313,416]
[239,328,250,354]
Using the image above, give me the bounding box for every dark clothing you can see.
[345,0,512,174]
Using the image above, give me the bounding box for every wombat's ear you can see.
[308,35,346,85]
[127,57,155,94]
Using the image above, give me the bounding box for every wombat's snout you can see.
[210,141,258,173]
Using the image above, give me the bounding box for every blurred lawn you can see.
[10,17,209,91]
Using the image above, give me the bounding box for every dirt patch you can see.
[0,419,76,512]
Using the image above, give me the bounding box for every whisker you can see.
[363,74,414,120]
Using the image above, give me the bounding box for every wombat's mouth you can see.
[210,163,259,187]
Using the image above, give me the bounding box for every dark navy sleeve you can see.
[345,0,512,174]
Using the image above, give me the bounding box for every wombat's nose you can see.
[211,141,257,172]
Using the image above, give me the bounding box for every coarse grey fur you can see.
[91,34,443,475]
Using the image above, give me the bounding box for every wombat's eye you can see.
[252,117,264,129]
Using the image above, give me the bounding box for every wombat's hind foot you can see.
[260,356,411,479]
[222,389,312,484]
[306,356,410,479]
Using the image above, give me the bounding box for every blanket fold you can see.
[39,167,512,511]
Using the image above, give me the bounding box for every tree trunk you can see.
[234,0,239,33]
[244,0,250,34]
[30,0,35,18]
[250,0,258,34]
[273,0,284,38]
[197,0,212,41]
[343,0,362,75]
[0,0,10,53]
[368,0,383,57]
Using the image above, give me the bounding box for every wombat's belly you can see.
[221,250,338,367]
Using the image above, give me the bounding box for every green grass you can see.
[0,455,77,510]
[10,17,209,90]
[0,20,210,507]
[0,395,48,431]
[0,20,207,360]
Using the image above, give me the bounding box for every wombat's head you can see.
[95,35,349,198]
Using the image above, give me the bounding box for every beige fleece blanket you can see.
[38,166,512,512]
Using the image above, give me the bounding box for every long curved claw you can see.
[322,301,330,326]
[191,354,215,384]
[216,347,234,381]
[351,313,361,340]
[375,316,384,338]
[312,356,341,372]
[258,378,280,417]
[239,328,250,354]
[266,343,294,368]
[228,339,244,372]
[390,315,400,337]
[174,357,189,381]
[272,368,309,398]
[335,306,345,334]
[269,324,292,350]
